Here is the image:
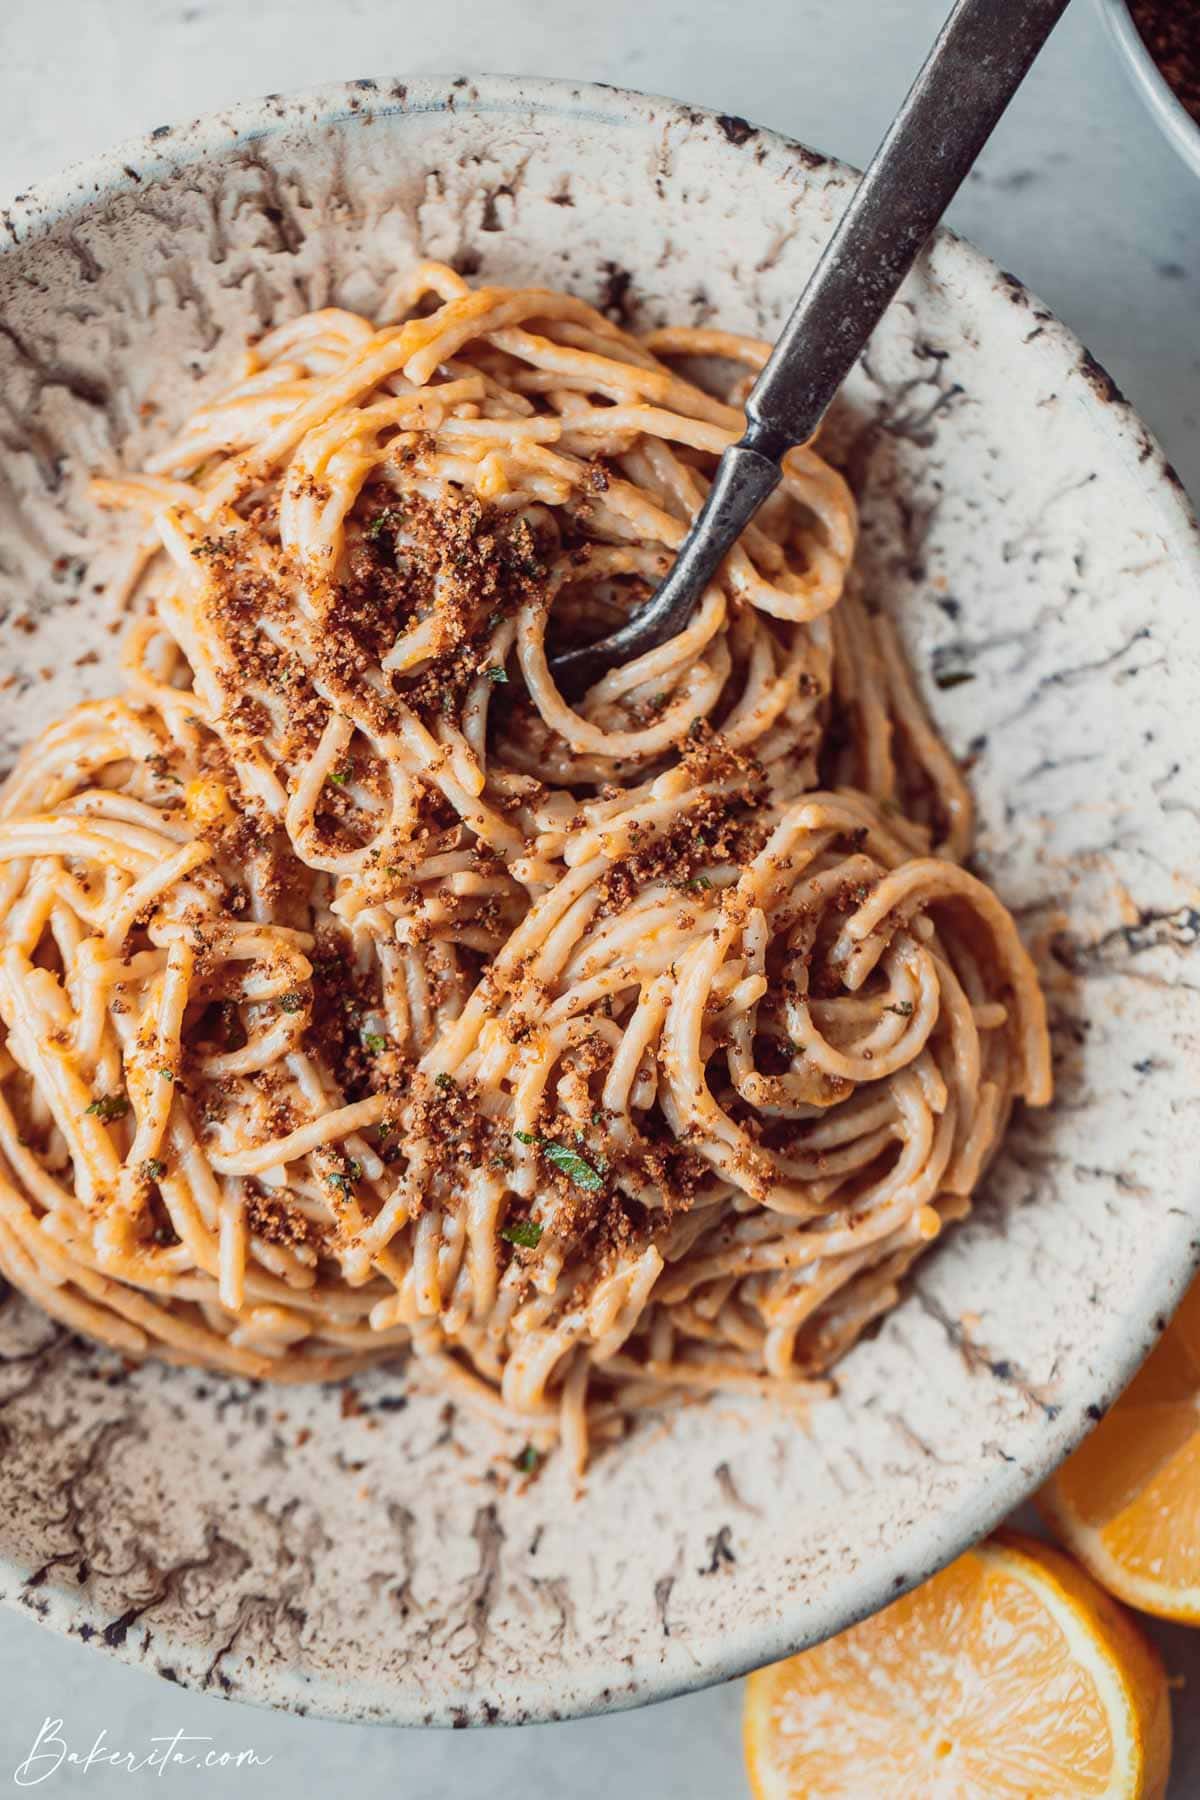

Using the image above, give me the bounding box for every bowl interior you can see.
[1,76,1199,1725]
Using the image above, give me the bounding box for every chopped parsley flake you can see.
[886,1001,915,1017]
[434,1072,455,1091]
[484,664,509,684]
[280,992,305,1013]
[144,753,181,785]
[327,1160,362,1195]
[366,508,404,541]
[362,1032,388,1053]
[501,1219,543,1249]
[86,1093,129,1122]
[142,1158,167,1181]
[543,1142,604,1190]
[513,1130,604,1192]
[513,1443,540,1475]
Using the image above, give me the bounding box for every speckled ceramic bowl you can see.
[1,75,1198,1727]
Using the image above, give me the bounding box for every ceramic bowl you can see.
[1098,0,1200,179]
[1,75,1198,1727]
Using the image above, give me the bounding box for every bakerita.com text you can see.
[13,1719,273,1785]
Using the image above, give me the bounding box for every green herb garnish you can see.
[886,1001,915,1017]
[327,766,350,788]
[689,874,713,892]
[513,1443,540,1475]
[86,1093,129,1122]
[501,1219,544,1249]
[543,1142,604,1191]
[484,665,509,684]
[280,992,305,1014]
[158,1068,174,1082]
[142,1158,167,1181]
[366,508,404,541]
[144,753,182,785]
[511,1131,602,1190]
[434,1072,454,1091]
[362,1033,387,1053]
[327,1160,362,1195]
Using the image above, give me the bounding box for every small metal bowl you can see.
[1098,0,1200,177]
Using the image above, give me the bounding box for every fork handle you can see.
[745,0,1072,452]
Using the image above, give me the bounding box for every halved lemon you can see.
[1041,1275,1200,1623]
[743,1532,1170,1799]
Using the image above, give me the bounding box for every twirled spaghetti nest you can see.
[0,263,1050,1470]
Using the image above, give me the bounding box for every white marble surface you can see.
[1,0,1199,1793]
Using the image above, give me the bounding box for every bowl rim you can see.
[1095,0,1200,179]
[2,70,1200,1728]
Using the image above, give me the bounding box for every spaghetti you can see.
[0,263,1051,1469]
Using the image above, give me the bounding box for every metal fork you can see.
[548,0,1073,693]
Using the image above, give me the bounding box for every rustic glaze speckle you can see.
[1,74,1199,1727]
